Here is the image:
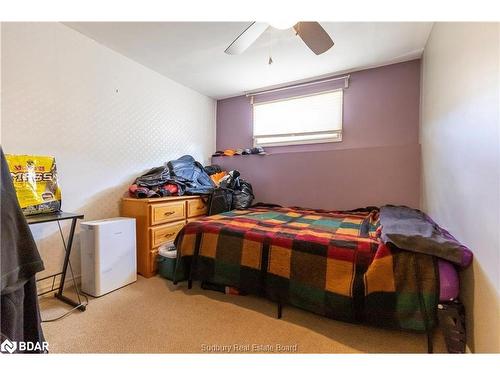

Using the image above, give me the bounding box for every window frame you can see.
[252,88,344,147]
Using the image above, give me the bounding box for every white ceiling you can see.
[64,22,433,99]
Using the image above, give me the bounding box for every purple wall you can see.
[215,60,422,210]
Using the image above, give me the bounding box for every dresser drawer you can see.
[150,221,185,248]
[150,201,185,225]
[187,198,207,218]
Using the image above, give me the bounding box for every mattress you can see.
[438,259,459,301]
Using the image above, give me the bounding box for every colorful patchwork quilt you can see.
[174,206,439,332]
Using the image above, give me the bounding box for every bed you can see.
[174,205,472,353]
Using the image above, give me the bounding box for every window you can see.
[252,89,343,147]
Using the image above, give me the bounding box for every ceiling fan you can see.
[224,22,334,56]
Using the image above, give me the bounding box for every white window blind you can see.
[252,89,343,147]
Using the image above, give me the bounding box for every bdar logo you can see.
[1,338,17,354]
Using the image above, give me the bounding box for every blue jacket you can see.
[167,155,215,195]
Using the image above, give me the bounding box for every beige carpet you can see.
[40,276,447,353]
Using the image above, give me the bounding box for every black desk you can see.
[27,211,86,312]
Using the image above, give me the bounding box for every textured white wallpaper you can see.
[1,22,216,289]
[421,23,499,352]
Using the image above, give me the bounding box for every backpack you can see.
[207,188,233,215]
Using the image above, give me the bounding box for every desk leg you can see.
[56,217,76,295]
[54,218,86,311]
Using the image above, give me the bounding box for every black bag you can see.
[231,180,254,209]
[207,188,233,215]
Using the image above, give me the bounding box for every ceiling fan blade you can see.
[293,22,334,55]
[225,22,269,55]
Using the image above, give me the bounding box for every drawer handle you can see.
[164,232,176,238]
[163,211,175,216]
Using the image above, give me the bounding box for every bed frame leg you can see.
[277,302,282,319]
[437,300,466,353]
[188,279,192,289]
[427,329,434,354]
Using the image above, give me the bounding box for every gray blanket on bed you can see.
[379,205,473,268]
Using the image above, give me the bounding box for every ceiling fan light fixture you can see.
[224,21,333,56]
[268,21,297,30]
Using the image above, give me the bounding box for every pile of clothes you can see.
[203,165,227,186]
[128,155,255,210]
[204,166,255,210]
[128,155,215,198]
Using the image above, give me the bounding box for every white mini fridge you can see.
[80,217,137,297]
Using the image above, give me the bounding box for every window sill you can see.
[255,137,342,148]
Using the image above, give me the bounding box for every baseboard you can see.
[37,274,81,298]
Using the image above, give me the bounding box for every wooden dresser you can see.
[121,195,207,278]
